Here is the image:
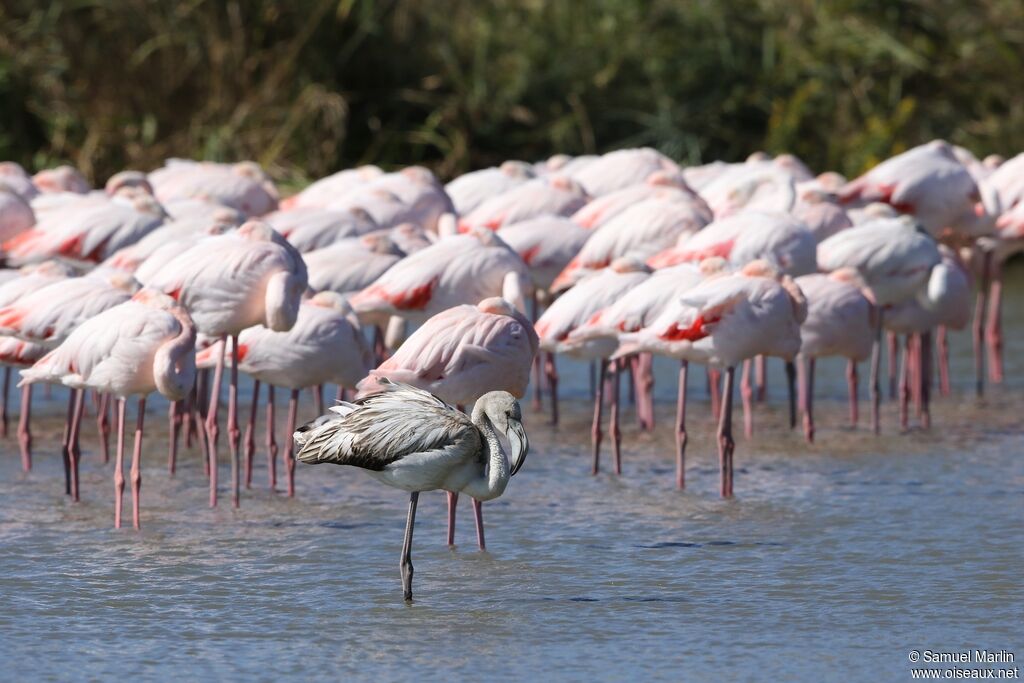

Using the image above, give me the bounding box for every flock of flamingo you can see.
[0,142,1020,596]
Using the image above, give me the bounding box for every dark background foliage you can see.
[2,0,1022,185]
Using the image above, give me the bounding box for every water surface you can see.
[1,265,1022,682]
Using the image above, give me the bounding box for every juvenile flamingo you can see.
[358,297,538,549]
[294,379,529,602]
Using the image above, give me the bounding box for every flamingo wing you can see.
[293,379,478,470]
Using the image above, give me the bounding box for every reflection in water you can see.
[0,264,1022,681]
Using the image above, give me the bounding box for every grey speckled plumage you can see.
[294,377,481,472]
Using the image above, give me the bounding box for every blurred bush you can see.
[1,0,1023,184]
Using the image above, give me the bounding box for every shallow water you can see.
[1,265,1023,682]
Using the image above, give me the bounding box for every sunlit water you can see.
[1,265,1023,682]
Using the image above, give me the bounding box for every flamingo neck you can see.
[153,308,197,401]
[264,270,302,332]
[463,410,509,501]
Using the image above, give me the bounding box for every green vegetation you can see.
[2,0,1022,184]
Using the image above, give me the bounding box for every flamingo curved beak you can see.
[506,419,529,476]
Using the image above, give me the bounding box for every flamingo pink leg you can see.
[803,357,815,444]
[285,388,299,497]
[920,331,932,429]
[245,379,260,489]
[741,359,754,439]
[131,396,147,530]
[708,368,722,420]
[755,354,767,402]
[167,400,180,475]
[986,259,1003,383]
[936,325,951,396]
[718,366,736,498]
[1,366,9,438]
[18,384,31,471]
[870,309,883,435]
[591,360,607,475]
[899,335,910,431]
[60,389,75,495]
[847,360,859,428]
[97,393,110,464]
[610,359,622,475]
[446,491,458,546]
[472,498,486,551]
[634,353,655,430]
[531,293,543,412]
[228,334,242,508]
[675,360,688,490]
[972,249,991,398]
[184,384,195,449]
[113,397,127,529]
[312,384,324,416]
[266,385,278,490]
[785,360,797,430]
[544,352,559,425]
[205,336,226,507]
[887,331,899,400]
[68,389,86,502]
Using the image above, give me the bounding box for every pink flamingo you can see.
[144,220,308,508]
[497,216,592,295]
[535,258,651,472]
[570,173,698,229]
[817,216,942,434]
[0,269,139,492]
[324,167,454,234]
[350,229,532,331]
[0,162,40,200]
[617,262,807,495]
[647,211,817,277]
[792,188,853,243]
[793,272,875,442]
[0,185,35,242]
[149,160,278,217]
[884,248,971,429]
[32,165,90,195]
[551,193,712,292]
[0,261,76,463]
[20,289,195,528]
[267,206,378,252]
[0,336,47,470]
[569,148,681,197]
[978,152,1024,385]
[197,292,371,495]
[837,141,984,238]
[568,258,728,434]
[359,296,538,549]
[280,165,383,210]
[445,161,536,215]
[458,176,588,232]
[304,234,403,297]
[497,215,592,413]
[4,190,167,265]
[104,210,240,275]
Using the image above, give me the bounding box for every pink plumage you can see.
[360,297,538,406]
